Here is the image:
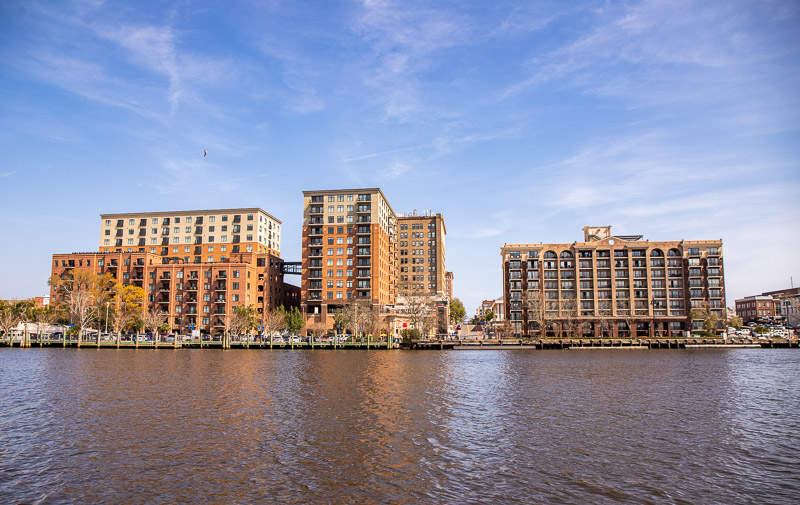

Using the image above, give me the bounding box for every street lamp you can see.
[105,301,110,334]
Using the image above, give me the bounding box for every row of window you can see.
[310,194,367,203]
[509,247,720,260]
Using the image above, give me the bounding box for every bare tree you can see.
[33,304,58,342]
[261,308,287,340]
[616,298,636,338]
[0,301,21,342]
[559,297,581,340]
[143,307,167,337]
[597,303,614,338]
[524,290,548,339]
[344,299,374,339]
[398,285,438,337]
[50,271,106,345]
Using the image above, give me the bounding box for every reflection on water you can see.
[0,349,798,504]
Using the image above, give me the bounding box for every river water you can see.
[0,348,798,504]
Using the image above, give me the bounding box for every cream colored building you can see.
[99,208,281,261]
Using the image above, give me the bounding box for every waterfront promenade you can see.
[1,336,797,350]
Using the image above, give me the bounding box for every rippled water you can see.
[1,348,798,504]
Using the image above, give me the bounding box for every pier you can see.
[408,337,798,350]
[0,336,392,350]
[2,336,797,350]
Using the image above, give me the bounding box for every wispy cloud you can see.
[94,24,183,117]
[352,0,474,121]
[0,170,18,178]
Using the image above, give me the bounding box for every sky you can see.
[1,0,798,316]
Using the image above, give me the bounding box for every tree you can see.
[449,298,466,324]
[597,303,614,338]
[332,308,350,334]
[0,300,21,342]
[691,300,722,337]
[111,284,144,344]
[50,271,111,345]
[343,299,373,338]
[261,308,287,338]
[280,306,304,334]
[524,290,548,339]
[230,304,258,336]
[728,315,743,329]
[399,286,438,337]
[143,307,167,337]
[33,304,58,342]
[559,298,581,339]
[616,298,636,338]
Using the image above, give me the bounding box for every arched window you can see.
[668,248,681,257]
[560,251,574,258]
[543,251,557,259]
[650,249,664,257]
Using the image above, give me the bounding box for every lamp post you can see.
[105,301,110,334]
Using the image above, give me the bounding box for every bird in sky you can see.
[203,150,207,157]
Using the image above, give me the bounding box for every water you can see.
[1,348,798,504]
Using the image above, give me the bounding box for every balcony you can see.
[309,206,324,214]
[356,205,371,213]
[356,248,371,257]
[308,227,323,236]
[356,226,371,235]
[215,285,226,291]
[215,299,226,304]
[308,270,323,279]
[308,249,323,258]
[308,260,323,268]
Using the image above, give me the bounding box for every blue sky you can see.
[1,0,798,315]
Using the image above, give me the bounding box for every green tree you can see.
[332,308,350,334]
[691,301,722,336]
[401,328,421,345]
[279,306,304,334]
[449,298,466,324]
[484,309,494,322]
[728,315,743,329]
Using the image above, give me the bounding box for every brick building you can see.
[51,208,298,336]
[501,226,725,338]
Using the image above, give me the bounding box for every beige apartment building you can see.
[99,208,281,261]
[301,189,398,320]
[396,211,446,298]
[501,226,725,338]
